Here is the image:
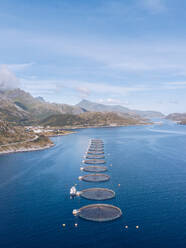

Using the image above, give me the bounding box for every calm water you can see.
[0,121,186,248]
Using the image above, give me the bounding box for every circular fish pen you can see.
[87,151,104,155]
[89,148,104,151]
[89,145,104,149]
[90,143,103,146]
[80,188,115,200]
[78,204,122,222]
[88,151,104,154]
[82,165,107,173]
[81,174,110,182]
[84,159,106,164]
[91,140,103,144]
[86,155,105,159]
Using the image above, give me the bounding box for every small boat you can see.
[73,209,80,216]
[70,186,77,196]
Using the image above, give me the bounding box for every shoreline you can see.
[0,143,55,155]
[0,123,151,156]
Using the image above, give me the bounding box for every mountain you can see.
[0,88,86,124]
[40,112,148,127]
[77,99,130,113]
[166,113,186,124]
[0,88,162,126]
[77,99,164,118]
[0,95,31,123]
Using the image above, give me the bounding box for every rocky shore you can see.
[0,135,54,155]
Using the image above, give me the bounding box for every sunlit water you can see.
[0,120,186,248]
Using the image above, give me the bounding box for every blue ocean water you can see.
[0,120,186,248]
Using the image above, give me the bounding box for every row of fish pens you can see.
[72,138,122,222]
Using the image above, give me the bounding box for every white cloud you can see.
[0,65,20,90]
[75,86,90,98]
[98,98,129,105]
[7,62,34,72]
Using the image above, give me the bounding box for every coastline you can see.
[0,143,54,155]
[0,123,151,156]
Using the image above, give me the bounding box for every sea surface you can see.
[0,120,186,248]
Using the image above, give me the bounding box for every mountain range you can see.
[77,99,164,118]
[0,88,164,125]
[166,113,186,124]
[0,88,85,124]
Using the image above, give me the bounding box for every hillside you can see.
[77,99,164,118]
[40,112,149,127]
[0,120,53,154]
[166,113,186,124]
[0,89,85,124]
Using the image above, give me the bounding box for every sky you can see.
[0,0,186,114]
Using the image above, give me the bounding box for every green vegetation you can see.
[0,121,53,154]
[40,112,148,127]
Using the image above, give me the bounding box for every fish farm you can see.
[81,173,110,182]
[78,204,122,222]
[86,154,105,159]
[87,151,104,155]
[88,147,104,151]
[80,188,115,200]
[82,165,107,173]
[72,138,122,222]
[83,159,106,164]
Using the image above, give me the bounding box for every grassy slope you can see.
[40,112,148,127]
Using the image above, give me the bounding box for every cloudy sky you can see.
[0,0,186,114]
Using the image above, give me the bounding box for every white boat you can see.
[70,186,77,196]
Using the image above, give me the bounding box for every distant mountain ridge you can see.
[0,88,163,125]
[77,99,164,118]
[166,113,186,124]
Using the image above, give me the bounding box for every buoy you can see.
[125,225,128,229]
[75,223,78,227]
[136,225,139,229]
[62,224,66,227]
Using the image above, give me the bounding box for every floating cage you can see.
[88,150,104,154]
[89,145,104,149]
[82,165,107,173]
[86,155,105,159]
[90,142,104,146]
[80,188,115,200]
[91,140,103,144]
[84,159,106,164]
[81,174,110,182]
[87,151,104,155]
[77,204,122,222]
[88,147,104,151]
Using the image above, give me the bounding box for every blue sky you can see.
[0,0,186,113]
